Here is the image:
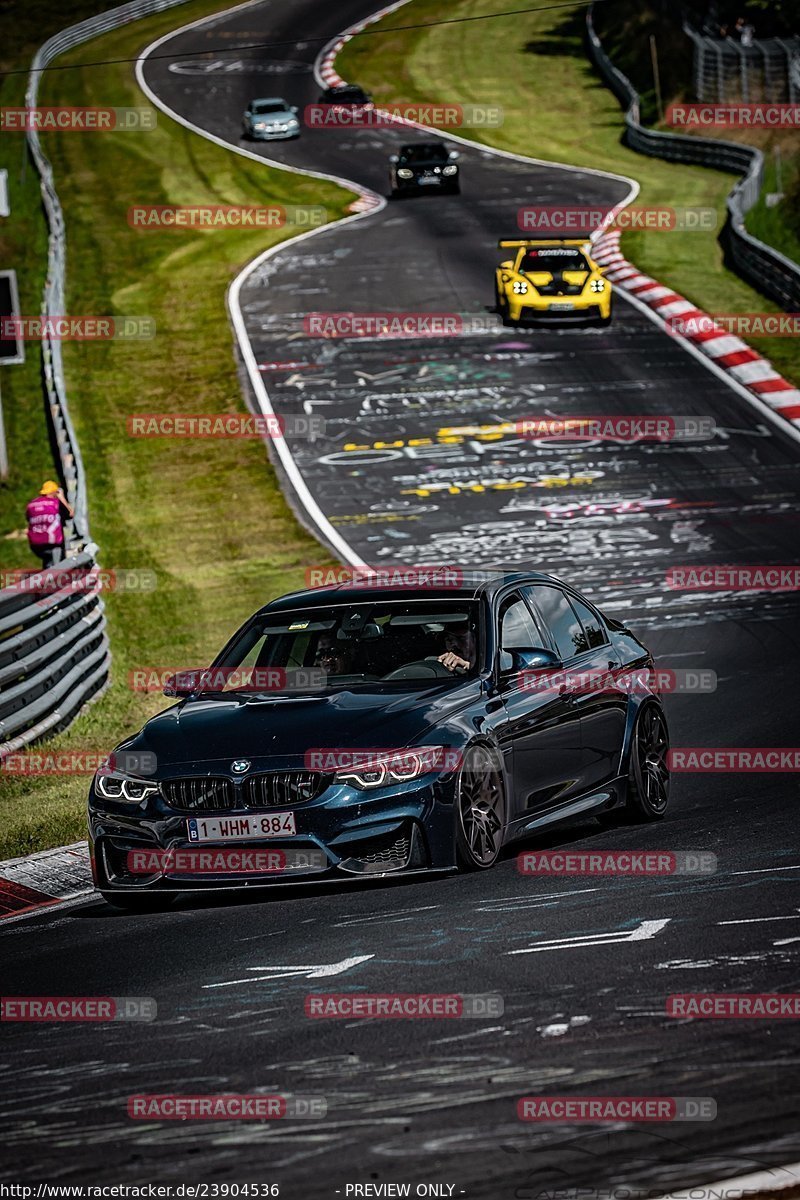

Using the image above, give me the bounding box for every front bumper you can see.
[505,295,610,322]
[89,773,458,893]
[395,174,457,191]
[245,125,299,140]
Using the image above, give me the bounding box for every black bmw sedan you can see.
[389,142,461,196]
[89,572,670,908]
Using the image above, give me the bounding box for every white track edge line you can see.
[650,1159,800,1200]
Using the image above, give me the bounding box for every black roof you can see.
[261,570,563,615]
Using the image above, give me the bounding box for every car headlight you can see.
[337,748,451,790]
[253,122,266,130]
[442,164,458,176]
[95,771,160,803]
[397,168,414,179]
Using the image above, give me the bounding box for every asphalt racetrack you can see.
[3,1,800,1195]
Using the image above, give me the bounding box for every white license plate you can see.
[418,176,439,184]
[549,303,574,311]
[187,812,296,843]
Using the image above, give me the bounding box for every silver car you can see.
[242,97,300,141]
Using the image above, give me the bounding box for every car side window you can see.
[568,596,609,649]
[499,593,544,652]
[524,585,587,661]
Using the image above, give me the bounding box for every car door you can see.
[523,585,628,793]
[493,590,584,823]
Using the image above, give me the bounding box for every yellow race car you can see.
[494,238,612,326]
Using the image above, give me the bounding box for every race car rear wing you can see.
[498,238,591,248]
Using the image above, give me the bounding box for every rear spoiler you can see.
[498,238,591,248]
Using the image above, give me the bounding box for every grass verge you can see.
[0,0,351,858]
[336,0,799,383]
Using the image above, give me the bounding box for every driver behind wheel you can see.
[314,633,357,675]
[438,622,476,675]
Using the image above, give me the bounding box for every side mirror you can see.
[448,150,460,160]
[499,259,514,270]
[500,647,560,675]
[164,668,208,698]
[389,154,399,163]
[291,105,299,114]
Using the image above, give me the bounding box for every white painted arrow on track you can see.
[507,918,671,955]
[203,954,375,988]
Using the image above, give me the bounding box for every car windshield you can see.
[208,601,481,692]
[400,145,448,163]
[521,248,589,272]
[251,102,288,115]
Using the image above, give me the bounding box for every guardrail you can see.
[586,8,800,313]
[8,0,190,756]
[0,555,110,756]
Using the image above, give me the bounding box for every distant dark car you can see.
[318,84,373,107]
[390,142,460,196]
[89,572,670,909]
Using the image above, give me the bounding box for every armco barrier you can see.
[10,0,190,754]
[0,553,110,756]
[586,7,800,312]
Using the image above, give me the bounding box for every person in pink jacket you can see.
[26,480,74,567]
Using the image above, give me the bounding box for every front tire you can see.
[456,744,506,870]
[495,285,515,326]
[598,302,613,326]
[626,703,670,821]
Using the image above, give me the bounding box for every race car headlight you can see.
[95,771,160,804]
[397,168,414,179]
[337,749,449,790]
[442,164,458,176]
